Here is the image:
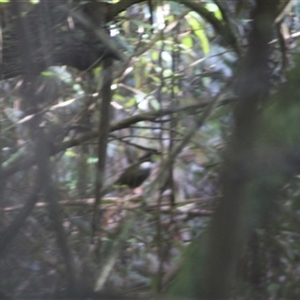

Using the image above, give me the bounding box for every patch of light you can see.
[111,83,118,90]
[110,27,119,37]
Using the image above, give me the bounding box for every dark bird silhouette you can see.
[103,150,158,195]
[115,159,152,189]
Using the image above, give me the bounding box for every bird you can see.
[103,150,158,195]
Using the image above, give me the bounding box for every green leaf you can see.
[186,13,210,55]
[197,29,210,55]
[65,150,77,157]
[125,97,136,108]
[41,70,56,77]
[114,94,125,102]
[205,3,223,20]
[150,99,161,111]
[151,50,159,61]
[181,36,194,49]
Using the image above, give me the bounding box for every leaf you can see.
[196,29,210,55]
[150,98,160,111]
[185,13,210,55]
[205,3,223,20]
[41,70,56,77]
[87,157,98,164]
[181,36,194,49]
[125,97,137,108]
[114,94,126,102]
[65,150,77,157]
[151,50,159,61]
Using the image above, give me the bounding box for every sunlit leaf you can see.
[197,29,210,55]
[114,94,126,101]
[181,36,194,49]
[151,50,159,61]
[163,69,173,78]
[205,3,223,20]
[150,74,161,84]
[65,150,77,157]
[186,13,210,55]
[87,157,98,164]
[150,99,161,111]
[41,70,56,77]
[125,97,137,108]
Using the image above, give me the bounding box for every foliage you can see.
[0,0,300,299]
